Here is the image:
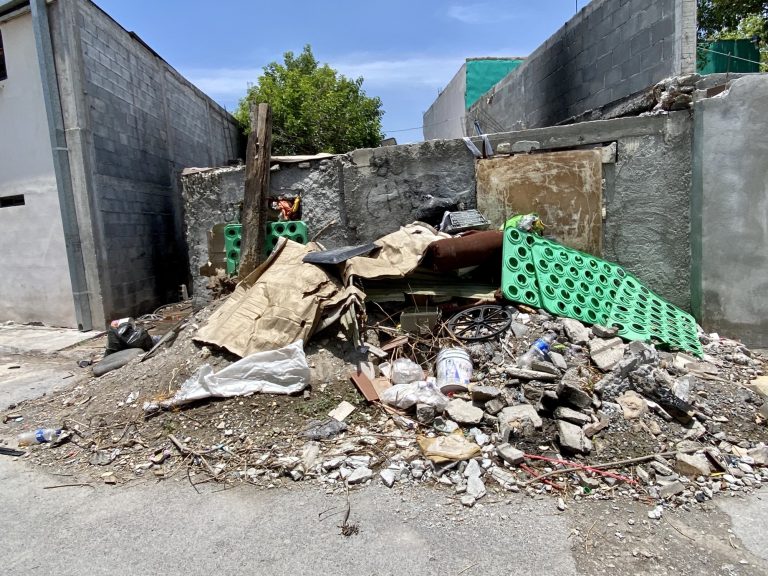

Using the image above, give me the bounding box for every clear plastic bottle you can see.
[518,332,557,369]
[17,428,61,447]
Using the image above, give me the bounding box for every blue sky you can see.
[94,1,579,142]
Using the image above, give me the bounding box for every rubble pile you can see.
[2,299,766,513]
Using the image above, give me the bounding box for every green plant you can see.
[235,45,384,155]
[697,0,768,70]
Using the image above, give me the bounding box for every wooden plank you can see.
[238,103,272,279]
[476,149,603,255]
[350,371,379,402]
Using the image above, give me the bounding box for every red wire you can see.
[523,452,636,485]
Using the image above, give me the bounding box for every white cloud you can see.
[447,4,518,24]
[334,56,465,87]
[182,67,259,101]
[182,55,467,103]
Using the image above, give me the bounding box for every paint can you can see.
[436,348,473,392]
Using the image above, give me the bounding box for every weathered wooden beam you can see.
[238,102,272,279]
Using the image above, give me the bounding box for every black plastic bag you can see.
[105,319,154,355]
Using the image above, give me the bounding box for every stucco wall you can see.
[467,0,697,133]
[0,12,76,326]
[184,115,694,311]
[692,75,768,347]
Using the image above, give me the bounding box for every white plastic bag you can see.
[144,340,310,413]
[380,380,449,412]
[391,358,425,385]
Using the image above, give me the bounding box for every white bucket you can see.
[436,348,473,392]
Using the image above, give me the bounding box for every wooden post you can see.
[238,102,272,280]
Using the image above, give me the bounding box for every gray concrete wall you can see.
[0,11,76,327]
[467,0,697,133]
[65,0,240,322]
[184,115,694,311]
[692,75,768,347]
[423,63,466,141]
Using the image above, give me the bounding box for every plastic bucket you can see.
[436,348,473,392]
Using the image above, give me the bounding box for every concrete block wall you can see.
[71,0,240,320]
[423,63,467,141]
[467,0,697,133]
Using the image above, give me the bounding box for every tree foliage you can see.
[235,46,384,155]
[697,0,768,69]
[697,0,767,39]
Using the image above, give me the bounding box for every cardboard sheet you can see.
[343,223,449,282]
[195,238,361,357]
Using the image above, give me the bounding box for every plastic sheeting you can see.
[144,341,310,413]
[380,380,449,412]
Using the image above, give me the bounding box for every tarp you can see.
[144,341,310,413]
[343,222,449,282]
[195,238,363,356]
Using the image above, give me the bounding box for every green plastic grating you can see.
[501,228,703,356]
[265,221,308,255]
[224,223,242,276]
[502,228,543,309]
[609,273,702,354]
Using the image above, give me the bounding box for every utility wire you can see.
[699,46,765,67]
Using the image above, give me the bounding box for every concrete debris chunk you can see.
[591,324,618,338]
[589,337,626,372]
[648,505,664,520]
[557,378,593,410]
[617,390,648,420]
[676,452,712,477]
[464,458,482,478]
[380,468,397,488]
[529,360,561,376]
[484,397,506,415]
[562,318,590,344]
[659,480,685,498]
[556,420,593,454]
[488,465,517,488]
[346,467,373,485]
[460,494,476,507]
[549,351,569,371]
[505,367,558,381]
[747,445,768,466]
[583,414,610,438]
[496,443,525,466]
[466,474,486,500]
[554,406,592,426]
[471,385,501,402]
[416,403,436,424]
[499,404,543,436]
[445,399,484,425]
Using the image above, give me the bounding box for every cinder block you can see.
[630,29,652,57]
[650,16,675,44]
[640,42,663,68]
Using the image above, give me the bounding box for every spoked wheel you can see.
[446,305,513,341]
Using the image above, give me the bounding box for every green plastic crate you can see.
[265,221,308,255]
[224,223,242,276]
[501,227,703,356]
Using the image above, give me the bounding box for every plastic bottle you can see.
[518,332,557,369]
[17,428,61,447]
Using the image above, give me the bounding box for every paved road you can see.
[1,459,576,576]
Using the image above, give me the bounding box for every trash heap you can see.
[2,217,766,514]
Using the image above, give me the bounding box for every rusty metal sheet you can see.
[476,150,603,254]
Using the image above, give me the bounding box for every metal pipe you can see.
[29,0,92,330]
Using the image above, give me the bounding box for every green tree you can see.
[235,45,384,155]
[697,0,768,70]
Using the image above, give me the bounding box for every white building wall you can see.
[423,63,467,141]
[0,12,75,326]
